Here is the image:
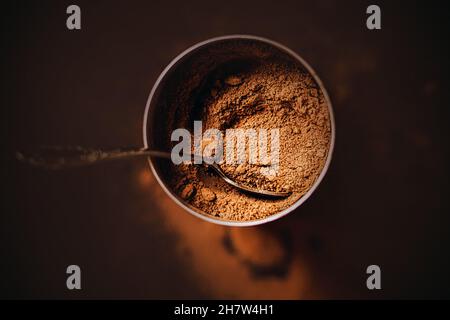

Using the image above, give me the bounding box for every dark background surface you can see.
[1,0,450,299]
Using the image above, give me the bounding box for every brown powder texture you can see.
[157,42,332,221]
[171,64,330,220]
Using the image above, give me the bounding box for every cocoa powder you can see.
[164,44,331,221]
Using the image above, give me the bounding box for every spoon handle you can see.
[16,146,291,198]
[16,146,172,169]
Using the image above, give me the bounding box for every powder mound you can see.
[165,48,331,221]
